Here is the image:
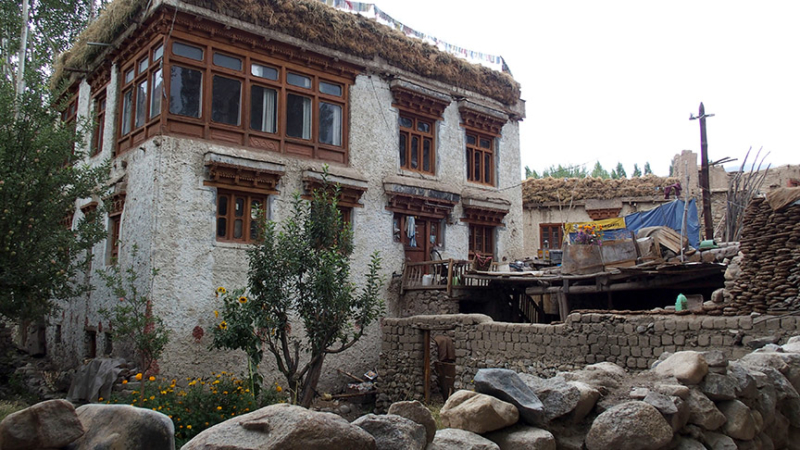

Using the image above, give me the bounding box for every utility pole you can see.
[690,103,715,241]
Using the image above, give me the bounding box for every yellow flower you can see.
[276,385,282,393]
[135,373,143,381]
[212,380,220,385]
[219,321,228,330]
[122,380,128,385]
[238,296,248,304]
[216,286,227,296]
[188,380,197,386]
[98,397,103,401]
[217,406,222,410]
[149,376,155,381]
[214,310,219,318]
[187,425,192,430]
[150,395,155,400]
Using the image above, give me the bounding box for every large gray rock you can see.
[699,373,737,401]
[473,369,545,425]
[182,403,374,450]
[66,404,173,450]
[387,400,436,444]
[352,413,425,450]
[718,400,756,441]
[643,391,677,415]
[567,381,601,423]
[674,436,706,450]
[518,374,581,421]
[702,431,737,450]
[0,399,84,450]
[560,362,627,392]
[653,351,708,385]
[783,336,800,353]
[727,362,758,399]
[484,425,556,450]
[66,358,126,403]
[585,401,672,450]
[428,428,499,450]
[440,390,519,434]
[686,389,727,431]
[644,392,688,432]
[764,412,789,449]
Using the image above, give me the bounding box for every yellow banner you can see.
[565,217,626,234]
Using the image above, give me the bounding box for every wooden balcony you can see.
[400,259,497,294]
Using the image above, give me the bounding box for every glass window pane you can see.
[423,138,431,172]
[286,93,311,140]
[466,147,472,179]
[150,69,162,118]
[320,81,342,96]
[153,44,163,62]
[287,73,311,88]
[250,199,262,240]
[169,66,203,118]
[474,151,481,181]
[411,136,418,169]
[173,42,203,60]
[121,90,132,135]
[98,97,106,112]
[233,219,243,239]
[485,154,491,183]
[417,121,430,133]
[480,138,491,149]
[135,80,148,128]
[213,53,242,71]
[217,218,227,237]
[251,63,278,80]
[125,69,134,84]
[211,75,241,126]
[250,86,277,133]
[138,58,149,73]
[466,134,476,145]
[235,197,244,217]
[399,116,412,128]
[218,195,228,215]
[319,102,342,146]
[399,133,406,167]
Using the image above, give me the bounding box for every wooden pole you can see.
[697,102,715,240]
[422,329,431,404]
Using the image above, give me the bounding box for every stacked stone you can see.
[725,198,800,315]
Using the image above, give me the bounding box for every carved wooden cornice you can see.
[108,193,126,217]
[391,86,449,120]
[586,208,622,220]
[204,161,283,194]
[302,178,366,208]
[386,193,457,219]
[459,107,507,136]
[461,205,508,226]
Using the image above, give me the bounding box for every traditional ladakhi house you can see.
[47,0,525,384]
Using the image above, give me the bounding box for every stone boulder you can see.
[182,403,375,450]
[653,351,709,385]
[560,362,627,392]
[702,431,737,450]
[484,425,556,450]
[387,400,436,444]
[66,404,173,450]
[727,362,758,399]
[0,399,84,450]
[428,428,499,450]
[686,389,727,431]
[567,381,601,423]
[717,400,756,441]
[473,369,545,425]
[674,436,706,450]
[585,401,673,450]
[699,373,737,401]
[518,374,581,421]
[440,390,519,434]
[352,414,426,450]
[783,336,800,353]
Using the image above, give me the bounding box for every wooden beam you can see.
[423,329,431,405]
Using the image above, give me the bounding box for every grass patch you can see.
[0,400,28,422]
[427,402,445,430]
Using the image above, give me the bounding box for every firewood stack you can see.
[725,197,800,315]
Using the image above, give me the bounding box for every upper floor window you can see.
[468,224,495,260]
[466,132,494,185]
[164,37,351,164]
[399,115,434,175]
[118,40,163,154]
[91,91,106,157]
[540,223,564,250]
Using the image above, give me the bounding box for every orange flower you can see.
[135,373,143,381]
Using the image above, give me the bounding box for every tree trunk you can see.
[16,0,30,103]
[298,354,326,408]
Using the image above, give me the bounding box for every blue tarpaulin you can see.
[624,199,700,248]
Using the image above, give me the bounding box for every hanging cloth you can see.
[406,215,417,247]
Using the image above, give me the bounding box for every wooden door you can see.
[400,215,442,263]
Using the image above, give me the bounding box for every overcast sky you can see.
[372,0,800,178]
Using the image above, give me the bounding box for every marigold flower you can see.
[135,373,143,381]
[187,425,192,430]
[213,380,220,385]
[149,376,155,381]
[214,310,219,318]
[238,296,248,304]
[98,397,103,401]
[276,385,282,393]
[217,406,222,410]
[122,380,128,385]
[150,395,155,400]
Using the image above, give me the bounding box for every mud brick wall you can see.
[379,312,800,402]
[727,198,800,314]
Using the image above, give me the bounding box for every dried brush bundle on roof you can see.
[522,175,679,204]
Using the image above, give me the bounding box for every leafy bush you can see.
[107,372,283,447]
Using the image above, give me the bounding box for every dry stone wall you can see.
[379,312,798,401]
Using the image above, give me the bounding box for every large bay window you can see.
[391,84,448,176]
[466,132,495,185]
[118,39,164,154]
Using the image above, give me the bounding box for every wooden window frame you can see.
[399,113,435,175]
[163,32,351,164]
[215,190,267,244]
[539,223,564,250]
[465,130,495,186]
[468,224,495,260]
[91,90,106,157]
[117,38,164,155]
[107,194,125,263]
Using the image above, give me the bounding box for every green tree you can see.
[590,161,610,179]
[644,162,653,175]
[213,170,384,407]
[632,164,642,177]
[0,80,107,322]
[524,166,539,179]
[614,162,627,179]
[610,168,618,179]
[541,164,587,179]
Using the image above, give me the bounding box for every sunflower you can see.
[238,296,248,304]
[219,321,228,330]
[214,310,219,318]
[215,286,227,297]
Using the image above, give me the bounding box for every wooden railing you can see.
[401,259,497,294]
